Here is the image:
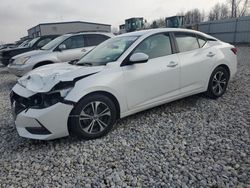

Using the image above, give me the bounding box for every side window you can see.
[61,35,85,50]
[85,34,110,47]
[133,33,172,59]
[197,35,207,48]
[175,33,199,52]
[36,38,52,48]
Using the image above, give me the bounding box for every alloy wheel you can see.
[212,71,227,96]
[78,101,111,134]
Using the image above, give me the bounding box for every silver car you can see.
[8,32,114,76]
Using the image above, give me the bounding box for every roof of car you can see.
[62,32,114,38]
[119,28,217,40]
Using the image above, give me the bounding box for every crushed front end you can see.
[10,83,74,140]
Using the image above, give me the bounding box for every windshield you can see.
[18,42,26,48]
[28,37,40,48]
[77,36,139,66]
[41,35,68,50]
[18,40,29,48]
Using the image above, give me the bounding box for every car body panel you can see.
[10,28,238,140]
[15,103,73,140]
[122,54,180,109]
[177,43,216,93]
[17,62,104,93]
[56,46,93,62]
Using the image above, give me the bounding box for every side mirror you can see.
[58,44,66,51]
[129,53,149,64]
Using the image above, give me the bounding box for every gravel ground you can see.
[0,46,249,188]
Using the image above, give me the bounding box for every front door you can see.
[122,33,180,110]
[56,35,88,62]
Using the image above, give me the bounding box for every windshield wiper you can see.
[69,59,79,65]
[77,62,93,66]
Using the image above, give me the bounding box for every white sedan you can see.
[10,28,237,140]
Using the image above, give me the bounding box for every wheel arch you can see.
[67,90,121,135]
[216,64,231,78]
[82,91,121,119]
[33,61,55,69]
[206,63,231,92]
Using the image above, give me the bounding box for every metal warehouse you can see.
[27,21,111,38]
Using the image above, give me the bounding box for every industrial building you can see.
[27,21,111,38]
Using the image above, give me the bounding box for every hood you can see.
[18,63,104,93]
[1,46,29,54]
[13,50,50,60]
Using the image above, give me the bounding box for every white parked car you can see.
[8,32,114,76]
[10,28,237,140]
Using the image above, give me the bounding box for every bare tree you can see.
[228,0,249,17]
[184,9,204,24]
[221,4,230,19]
[208,3,230,21]
[150,18,166,28]
[209,4,221,21]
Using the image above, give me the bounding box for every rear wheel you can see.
[205,66,229,99]
[69,94,117,139]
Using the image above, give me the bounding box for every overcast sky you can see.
[0,0,224,43]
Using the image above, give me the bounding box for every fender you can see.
[65,69,128,116]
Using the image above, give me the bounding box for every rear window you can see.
[62,35,85,49]
[175,33,199,52]
[197,35,207,47]
[85,34,110,47]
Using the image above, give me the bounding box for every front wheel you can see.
[205,66,230,99]
[69,94,117,139]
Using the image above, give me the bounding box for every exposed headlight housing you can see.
[11,82,74,110]
[13,56,30,65]
[31,83,74,109]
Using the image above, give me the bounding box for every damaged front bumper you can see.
[11,84,74,140]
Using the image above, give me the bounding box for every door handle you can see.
[167,61,178,68]
[207,52,215,57]
[81,49,87,52]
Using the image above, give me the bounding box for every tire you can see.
[205,66,230,99]
[69,94,117,139]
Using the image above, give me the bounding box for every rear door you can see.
[174,32,216,93]
[122,33,180,109]
[56,35,86,62]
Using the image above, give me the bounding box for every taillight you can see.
[231,47,237,55]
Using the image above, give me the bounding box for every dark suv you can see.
[0,35,58,66]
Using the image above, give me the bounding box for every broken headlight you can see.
[31,82,74,109]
